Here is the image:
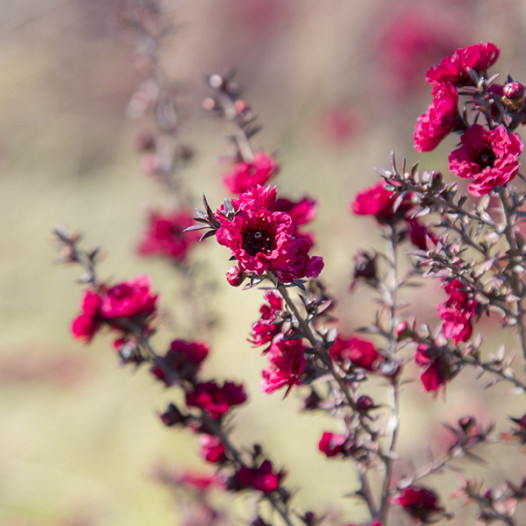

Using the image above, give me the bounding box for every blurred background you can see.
[2,0,526,524]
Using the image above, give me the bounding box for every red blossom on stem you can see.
[261,335,306,394]
[199,434,227,464]
[318,431,348,458]
[392,485,443,522]
[214,185,323,282]
[222,152,279,194]
[185,381,247,419]
[414,81,460,152]
[137,210,200,262]
[151,339,209,386]
[426,41,500,86]
[235,459,285,493]
[414,344,450,393]
[448,124,523,196]
[330,335,383,372]
[438,279,476,345]
[71,276,158,342]
[350,182,412,223]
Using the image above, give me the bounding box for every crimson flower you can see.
[406,219,438,250]
[448,124,523,196]
[272,196,317,227]
[250,291,284,349]
[236,459,285,493]
[318,431,348,458]
[261,335,306,394]
[414,344,450,393]
[330,335,383,372]
[151,339,209,385]
[199,434,227,464]
[99,276,157,319]
[350,182,412,224]
[71,290,103,342]
[438,279,476,345]
[185,381,247,419]
[223,152,279,194]
[414,81,459,152]
[71,276,158,342]
[392,485,443,522]
[215,185,323,282]
[426,41,500,86]
[137,209,200,262]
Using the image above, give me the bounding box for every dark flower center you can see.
[477,147,497,169]
[243,229,274,255]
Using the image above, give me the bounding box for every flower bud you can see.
[503,81,526,110]
[226,266,245,287]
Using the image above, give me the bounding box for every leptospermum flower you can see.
[185,380,247,419]
[214,185,324,282]
[261,335,306,394]
[448,124,523,196]
[350,182,412,224]
[438,279,476,345]
[151,339,209,386]
[414,81,460,152]
[329,335,383,372]
[414,344,451,393]
[392,485,443,522]
[71,276,158,342]
[425,41,500,86]
[222,152,279,194]
[234,459,285,493]
[137,209,200,262]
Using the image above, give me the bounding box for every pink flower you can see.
[330,336,383,372]
[318,431,348,458]
[414,81,459,152]
[406,219,438,250]
[137,209,200,261]
[199,434,227,464]
[151,339,209,385]
[448,124,523,196]
[272,196,317,227]
[426,42,500,86]
[223,152,279,194]
[350,182,412,224]
[438,279,476,345]
[414,344,450,392]
[261,336,306,394]
[71,290,103,342]
[215,186,323,282]
[236,460,285,493]
[250,291,284,349]
[392,485,443,522]
[186,381,247,419]
[99,276,158,320]
[71,276,158,342]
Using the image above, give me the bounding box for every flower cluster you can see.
[415,41,524,195]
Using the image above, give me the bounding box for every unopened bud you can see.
[226,266,244,287]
